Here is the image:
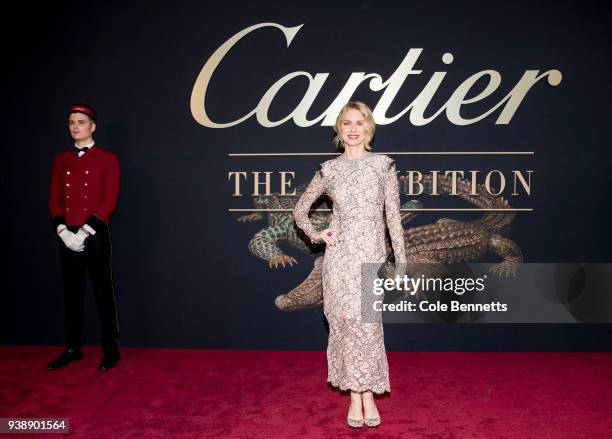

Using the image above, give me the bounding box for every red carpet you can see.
[0,347,611,438]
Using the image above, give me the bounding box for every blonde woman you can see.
[293,101,407,428]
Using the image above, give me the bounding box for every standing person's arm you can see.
[384,159,407,274]
[293,165,325,244]
[83,152,120,235]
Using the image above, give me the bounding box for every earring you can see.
[338,138,344,148]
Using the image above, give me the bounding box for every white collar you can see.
[74,140,95,149]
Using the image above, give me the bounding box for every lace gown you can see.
[293,151,407,394]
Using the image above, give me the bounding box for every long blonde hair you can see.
[332,101,376,150]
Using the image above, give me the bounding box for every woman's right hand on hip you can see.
[313,228,340,247]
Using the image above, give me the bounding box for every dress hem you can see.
[327,379,390,395]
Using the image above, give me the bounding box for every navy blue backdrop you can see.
[1,0,611,350]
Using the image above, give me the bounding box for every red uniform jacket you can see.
[48,145,120,227]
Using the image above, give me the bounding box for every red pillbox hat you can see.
[69,103,97,122]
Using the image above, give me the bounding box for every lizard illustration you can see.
[238,182,330,268]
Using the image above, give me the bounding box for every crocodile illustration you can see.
[274,173,524,310]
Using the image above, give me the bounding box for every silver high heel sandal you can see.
[364,416,381,427]
[347,417,364,428]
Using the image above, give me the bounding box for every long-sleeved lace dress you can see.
[293,151,407,394]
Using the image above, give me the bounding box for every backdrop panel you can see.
[1,0,611,349]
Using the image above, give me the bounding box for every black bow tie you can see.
[74,146,90,155]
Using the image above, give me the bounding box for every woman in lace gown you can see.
[293,101,407,428]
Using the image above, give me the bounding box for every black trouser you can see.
[58,224,119,351]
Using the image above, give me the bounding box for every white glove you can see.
[57,225,85,252]
[83,224,96,235]
[73,228,90,247]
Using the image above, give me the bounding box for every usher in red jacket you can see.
[48,144,120,227]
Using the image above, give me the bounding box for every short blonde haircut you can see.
[333,101,376,150]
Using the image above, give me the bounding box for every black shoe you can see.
[98,347,120,371]
[46,348,83,370]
